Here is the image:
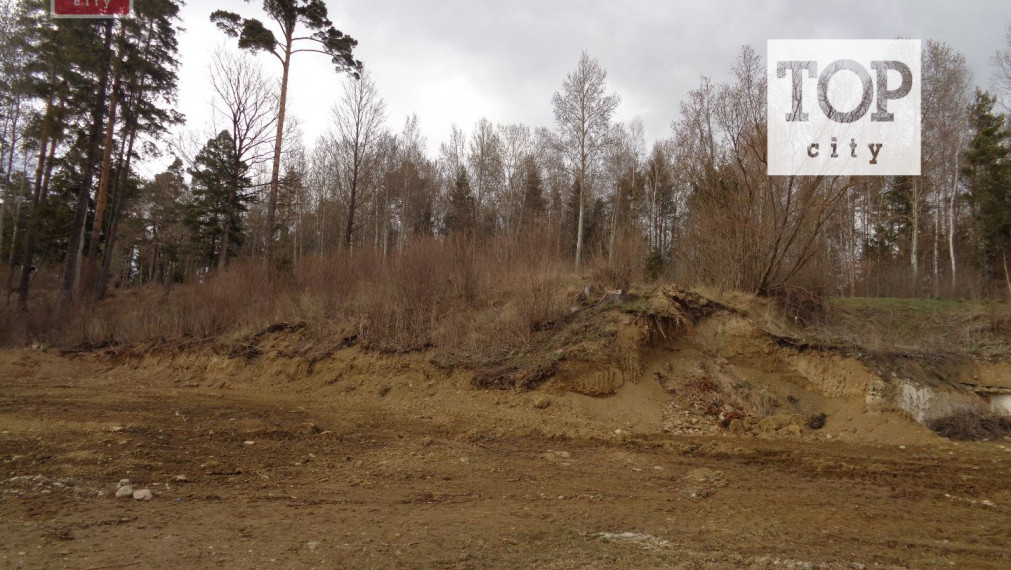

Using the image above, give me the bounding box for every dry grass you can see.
[0,234,595,367]
[809,297,1011,359]
[7,237,1011,388]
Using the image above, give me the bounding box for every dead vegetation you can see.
[4,237,1011,445]
[928,411,1011,441]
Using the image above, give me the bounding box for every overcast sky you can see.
[159,0,1010,174]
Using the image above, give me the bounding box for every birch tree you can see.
[551,51,620,270]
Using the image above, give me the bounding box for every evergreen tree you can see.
[868,176,914,259]
[444,166,474,237]
[963,89,1011,277]
[520,155,545,226]
[212,0,362,258]
[185,131,251,270]
[140,158,189,284]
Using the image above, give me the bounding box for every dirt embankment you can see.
[1,287,1010,568]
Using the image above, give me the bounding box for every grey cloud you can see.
[173,0,1011,157]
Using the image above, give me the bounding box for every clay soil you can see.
[1,348,1010,570]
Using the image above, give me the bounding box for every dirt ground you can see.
[1,346,1010,570]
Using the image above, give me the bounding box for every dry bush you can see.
[928,411,1011,441]
[343,241,464,351]
[0,235,581,359]
[767,285,830,327]
[589,233,649,290]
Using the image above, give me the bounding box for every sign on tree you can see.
[51,0,132,19]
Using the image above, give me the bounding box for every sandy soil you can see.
[1,347,1010,570]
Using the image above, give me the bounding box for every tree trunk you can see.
[575,154,586,271]
[7,186,22,267]
[60,20,113,306]
[266,39,293,259]
[344,145,360,249]
[86,41,125,287]
[219,212,230,270]
[933,189,940,297]
[948,193,957,291]
[17,101,54,311]
[97,112,140,299]
[949,154,959,291]
[911,179,920,288]
[0,95,21,257]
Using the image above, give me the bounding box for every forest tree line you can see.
[2,0,1011,313]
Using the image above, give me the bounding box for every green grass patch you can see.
[810,297,1011,359]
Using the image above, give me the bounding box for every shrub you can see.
[928,411,1011,441]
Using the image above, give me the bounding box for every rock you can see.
[115,486,134,499]
[133,489,153,501]
[782,424,802,437]
[118,479,131,487]
[173,475,188,483]
[533,396,551,410]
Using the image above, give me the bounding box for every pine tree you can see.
[869,176,914,259]
[963,89,1011,278]
[212,0,362,258]
[140,158,189,284]
[185,131,251,270]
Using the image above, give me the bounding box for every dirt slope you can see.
[1,290,1010,569]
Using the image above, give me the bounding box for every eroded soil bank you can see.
[1,341,1010,569]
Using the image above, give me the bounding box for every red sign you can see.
[52,0,132,18]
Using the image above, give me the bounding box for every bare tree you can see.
[675,46,851,293]
[497,123,532,235]
[209,49,277,268]
[387,115,433,252]
[328,72,387,249]
[922,40,971,292]
[605,120,645,263]
[993,23,1011,112]
[212,0,362,258]
[467,118,502,237]
[552,51,621,270]
[439,124,467,183]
